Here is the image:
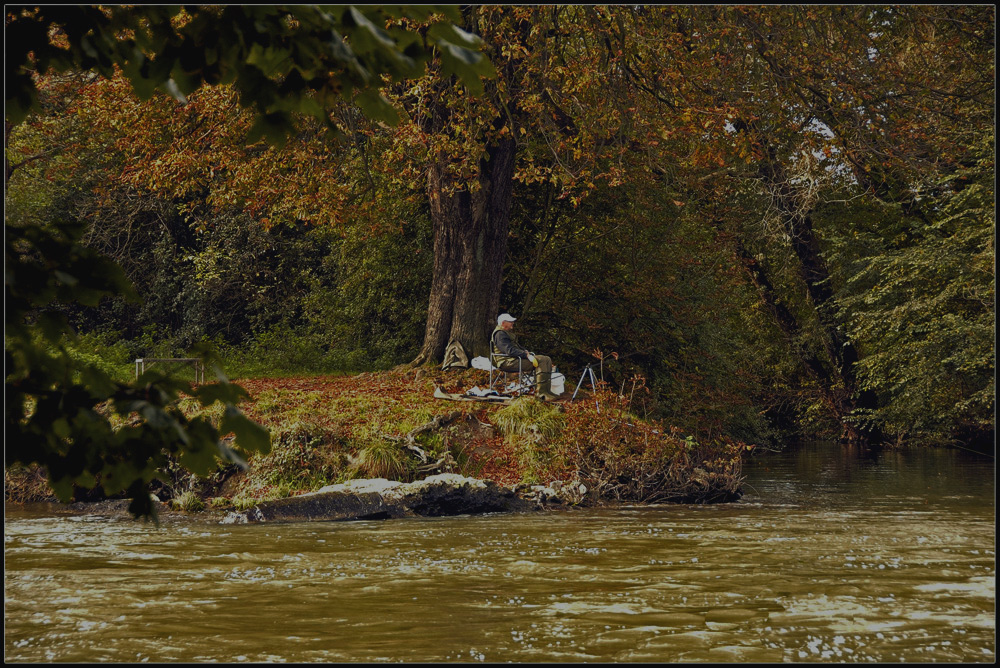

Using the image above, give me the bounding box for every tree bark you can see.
[407,7,534,367]
[410,135,517,366]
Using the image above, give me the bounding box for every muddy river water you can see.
[4,441,995,662]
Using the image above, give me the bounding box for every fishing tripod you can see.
[571,363,600,401]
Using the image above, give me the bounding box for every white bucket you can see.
[551,368,565,395]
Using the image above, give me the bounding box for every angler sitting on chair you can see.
[491,313,559,401]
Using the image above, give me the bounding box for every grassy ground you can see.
[6,367,751,510]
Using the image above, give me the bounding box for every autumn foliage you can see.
[5,5,994,514]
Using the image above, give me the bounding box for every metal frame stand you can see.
[571,364,599,401]
[135,357,206,383]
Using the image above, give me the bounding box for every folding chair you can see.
[488,351,536,397]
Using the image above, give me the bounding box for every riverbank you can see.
[5,367,749,517]
[6,473,591,525]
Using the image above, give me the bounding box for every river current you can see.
[4,442,995,663]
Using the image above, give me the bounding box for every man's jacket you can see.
[491,326,530,370]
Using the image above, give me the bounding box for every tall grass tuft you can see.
[493,397,565,443]
[493,398,566,483]
[171,490,206,512]
[357,439,410,480]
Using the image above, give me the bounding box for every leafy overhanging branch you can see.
[4,4,492,517]
[6,5,495,143]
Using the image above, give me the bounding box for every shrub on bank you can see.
[558,391,747,503]
[5,368,749,508]
[356,440,412,480]
[171,491,206,512]
[493,390,746,503]
[4,464,57,503]
[492,397,567,484]
[225,420,358,507]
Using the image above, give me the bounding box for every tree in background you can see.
[592,5,995,444]
[7,5,992,456]
[5,5,493,515]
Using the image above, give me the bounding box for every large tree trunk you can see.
[407,6,534,368]
[409,135,517,366]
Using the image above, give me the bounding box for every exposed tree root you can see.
[383,410,464,475]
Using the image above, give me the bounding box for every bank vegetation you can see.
[5,368,747,510]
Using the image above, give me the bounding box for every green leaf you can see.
[52,418,71,440]
[346,7,397,52]
[247,111,293,146]
[75,470,97,489]
[53,270,79,286]
[427,22,483,50]
[246,43,292,76]
[217,440,250,470]
[160,78,189,104]
[193,382,249,407]
[49,476,74,503]
[353,89,400,125]
[436,41,495,95]
[220,406,272,455]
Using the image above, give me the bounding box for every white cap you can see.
[497,313,516,325]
